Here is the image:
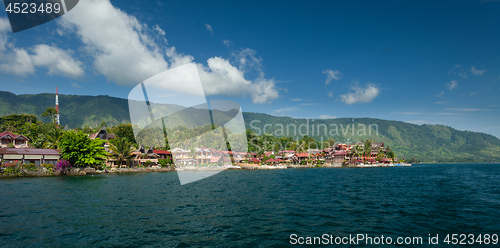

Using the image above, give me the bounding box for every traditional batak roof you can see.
[0,132,29,141]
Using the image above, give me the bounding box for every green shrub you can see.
[24,163,37,171]
[41,163,54,174]
[158,159,168,167]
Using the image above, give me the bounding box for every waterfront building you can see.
[0,148,60,166]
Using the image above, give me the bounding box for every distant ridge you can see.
[0,91,499,162]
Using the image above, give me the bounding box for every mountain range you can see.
[1,91,499,162]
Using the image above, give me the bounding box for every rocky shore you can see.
[0,166,175,178]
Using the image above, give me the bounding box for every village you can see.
[0,88,410,177]
[0,123,409,177]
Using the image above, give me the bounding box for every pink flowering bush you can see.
[55,159,71,171]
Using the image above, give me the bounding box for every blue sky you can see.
[0,0,499,138]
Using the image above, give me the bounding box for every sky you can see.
[0,0,499,138]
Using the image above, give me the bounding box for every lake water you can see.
[1,164,499,247]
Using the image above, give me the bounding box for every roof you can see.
[334,151,348,155]
[295,153,310,158]
[0,148,60,155]
[195,148,212,152]
[153,150,171,154]
[210,156,221,163]
[0,132,29,141]
[279,150,295,153]
[171,148,190,153]
[249,158,260,162]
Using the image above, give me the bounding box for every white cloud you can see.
[58,0,169,85]
[446,80,457,90]
[154,24,166,36]
[31,45,84,78]
[0,48,35,76]
[300,103,322,106]
[223,40,231,47]
[446,108,493,112]
[72,82,82,88]
[0,19,83,78]
[339,83,379,105]
[56,0,279,103]
[319,115,336,119]
[438,91,444,98]
[290,98,302,101]
[196,55,279,104]
[470,66,486,76]
[323,69,342,86]
[392,112,422,115]
[272,107,299,116]
[448,64,467,78]
[205,24,214,35]
[0,37,83,78]
[327,91,333,97]
[433,113,465,116]
[434,101,447,104]
[0,18,11,52]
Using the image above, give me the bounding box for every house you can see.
[89,126,116,141]
[196,147,212,164]
[0,148,60,166]
[332,150,348,163]
[279,150,295,157]
[0,132,29,148]
[245,152,257,159]
[264,151,275,157]
[292,152,310,164]
[153,150,172,160]
[171,148,191,161]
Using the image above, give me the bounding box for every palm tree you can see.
[349,145,361,160]
[109,138,134,167]
[43,127,64,149]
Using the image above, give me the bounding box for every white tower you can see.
[55,87,60,125]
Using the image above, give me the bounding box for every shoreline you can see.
[0,163,410,178]
[4,162,497,178]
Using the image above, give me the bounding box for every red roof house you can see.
[0,132,29,148]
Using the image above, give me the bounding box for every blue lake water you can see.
[1,164,499,247]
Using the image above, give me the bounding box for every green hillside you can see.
[1,91,499,162]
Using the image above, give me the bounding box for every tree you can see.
[363,139,372,157]
[20,122,46,148]
[42,107,58,125]
[349,145,361,160]
[43,125,65,149]
[113,123,136,145]
[109,137,134,167]
[59,131,108,168]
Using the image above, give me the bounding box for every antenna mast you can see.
[55,87,60,125]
